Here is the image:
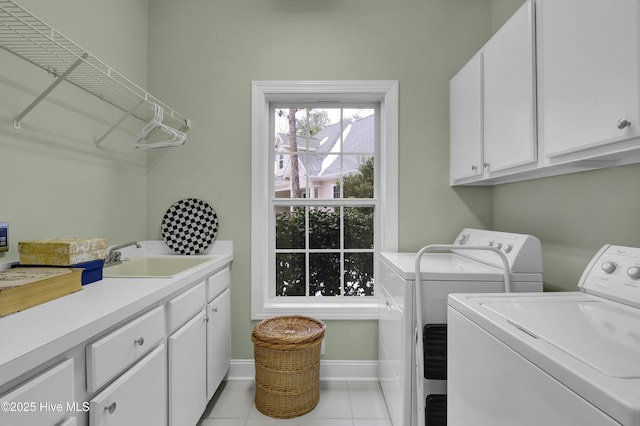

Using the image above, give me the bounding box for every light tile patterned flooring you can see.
[198,380,392,426]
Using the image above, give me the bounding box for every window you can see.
[251,81,398,320]
[274,107,376,298]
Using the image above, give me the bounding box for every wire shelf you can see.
[0,0,190,145]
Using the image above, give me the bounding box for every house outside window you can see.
[251,81,398,320]
[274,108,376,298]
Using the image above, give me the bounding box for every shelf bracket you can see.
[93,100,145,150]
[13,53,89,130]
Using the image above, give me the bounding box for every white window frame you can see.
[251,81,398,320]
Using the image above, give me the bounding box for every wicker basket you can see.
[252,315,326,418]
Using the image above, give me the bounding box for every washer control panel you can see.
[580,244,640,307]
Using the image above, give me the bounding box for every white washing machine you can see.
[448,244,640,425]
[378,228,543,426]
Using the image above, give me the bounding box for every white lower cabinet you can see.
[90,345,167,426]
[86,306,165,393]
[1,262,231,426]
[206,288,231,400]
[0,359,74,426]
[168,310,207,426]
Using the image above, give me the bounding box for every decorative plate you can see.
[161,198,218,255]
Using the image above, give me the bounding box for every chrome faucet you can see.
[105,241,142,266]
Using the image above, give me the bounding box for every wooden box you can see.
[18,238,108,266]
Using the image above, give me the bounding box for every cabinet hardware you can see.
[134,337,145,346]
[483,162,490,168]
[471,165,477,171]
[617,118,631,129]
[105,402,117,414]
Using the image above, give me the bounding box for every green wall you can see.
[145,0,494,360]
[494,164,640,291]
[0,0,150,257]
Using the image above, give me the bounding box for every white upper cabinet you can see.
[450,53,484,183]
[450,0,536,185]
[450,0,640,185]
[538,0,640,162]
[483,0,536,173]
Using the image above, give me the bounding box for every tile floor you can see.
[198,380,392,426]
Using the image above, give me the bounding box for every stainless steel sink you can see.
[103,256,217,278]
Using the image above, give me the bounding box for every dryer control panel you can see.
[452,228,542,274]
[580,244,640,308]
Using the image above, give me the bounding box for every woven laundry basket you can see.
[252,315,326,418]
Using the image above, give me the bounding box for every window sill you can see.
[251,297,382,320]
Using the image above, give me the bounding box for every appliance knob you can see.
[617,118,631,129]
[503,244,513,253]
[627,266,640,280]
[488,241,494,247]
[601,261,617,274]
[495,243,503,249]
[457,234,469,244]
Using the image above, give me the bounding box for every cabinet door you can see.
[0,359,74,426]
[483,0,536,173]
[450,52,483,182]
[539,0,640,158]
[206,288,231,400]
[90,345,166,426]
[168,310,207,426]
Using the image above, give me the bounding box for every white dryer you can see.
[378,228,543,426]
[448,244,640,425]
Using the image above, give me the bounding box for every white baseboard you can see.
[228,359,380,382]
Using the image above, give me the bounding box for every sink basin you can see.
[103,256,217,278]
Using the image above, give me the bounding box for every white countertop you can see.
[0,240,233,386]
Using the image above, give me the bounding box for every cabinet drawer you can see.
[207,267,230,302]
[90,344,167,426]
[87,306,165,393]
[167,281,205,333]
[0,358,74,426]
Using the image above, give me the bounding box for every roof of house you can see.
[277,114,374,180]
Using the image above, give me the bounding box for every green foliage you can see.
[296,109,330,137]
[343,157,374,198]
[275,158,375,297]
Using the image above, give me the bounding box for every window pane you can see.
[275,207,305,249]
[276,253,306,296]
[270,104,379,302]
[343,109,375,153]
[309,253,341,296]
[344,253,374,296]
[309,206,339,249]
[343,155,374,198]
[344,207,374,249]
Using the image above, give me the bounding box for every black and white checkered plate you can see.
[161,198,218,255]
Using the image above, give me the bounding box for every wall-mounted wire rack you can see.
[0,0,191,148]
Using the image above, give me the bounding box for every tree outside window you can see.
[273,108,376,297]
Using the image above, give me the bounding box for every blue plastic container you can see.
[71,259,104,285]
